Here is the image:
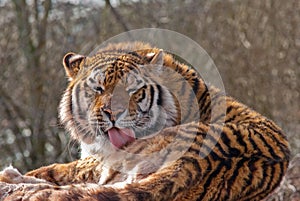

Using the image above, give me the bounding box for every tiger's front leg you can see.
[0,153,204,201]
[0,166,50,185]
[0,124,207,201]
[25,156,102,185]
[0,157,102,200]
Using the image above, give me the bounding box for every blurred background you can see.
[0,0,299,199]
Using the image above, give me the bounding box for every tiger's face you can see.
[59,46,180,152]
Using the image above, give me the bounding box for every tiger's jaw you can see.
[79,128,134,158]
[107,127,135,149]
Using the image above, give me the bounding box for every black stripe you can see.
[260,121,289,157]
[180,156,202,179]
[200,96,211,120]
[92,58,117,68]
[115,58,139,70]
[216,133,234,157]
[128,51,142,59]
[228,124,248,153]
[196,161,224,201]
[225,107,248,123]
[219,130,241,157]
[212,159,232,201]
[226,157,249,198]
[205,125,241,158]
[197,84,208,106]
[254,129,282,161]
[226,104,235,116]
[148,85,155,110]
[272,162,285,192]
[156,84,163,106]
[244,159,269,199]
[248,130,262,155]
[245,169,271,200]
[262,162,277,198]
[188,147,203,156]
[192,77,200,94]
[240,156,258,195]
[195,141,221,161]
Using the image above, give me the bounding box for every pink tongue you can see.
[108,128,135,149]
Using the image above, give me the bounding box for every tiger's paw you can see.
[0,182,59,201]
[0,182,19,200]
[0,166,48,184]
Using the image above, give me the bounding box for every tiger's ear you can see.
[63,52,85,80]
[146,49,164,66]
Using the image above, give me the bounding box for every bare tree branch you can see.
[0,91,31,170]
[105,0,130,32]
[0,86,27,124]
[37,0,52,50]
[12,0,35,68]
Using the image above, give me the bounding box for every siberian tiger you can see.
[0,42,290,201]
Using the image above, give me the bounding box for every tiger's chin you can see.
[80,135,118,159]
[77,106,176,159]
[79,127,137,158]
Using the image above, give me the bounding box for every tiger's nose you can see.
[102,107,114,122]
[102,83,130,123]
[102,107,127,125]
[111,83,130,115]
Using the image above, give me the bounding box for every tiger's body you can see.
[0,42,289,201]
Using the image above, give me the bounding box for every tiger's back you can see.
[0,42,289,201]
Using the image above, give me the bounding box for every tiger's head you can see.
[59,42,182,153]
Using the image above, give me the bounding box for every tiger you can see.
[0,42,290,201]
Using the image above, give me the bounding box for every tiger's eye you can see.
[94,86,104,93]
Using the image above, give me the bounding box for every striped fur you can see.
[0,42,289,201]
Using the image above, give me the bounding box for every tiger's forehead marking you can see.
[83,50,146,88]
[85,50,144,69]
